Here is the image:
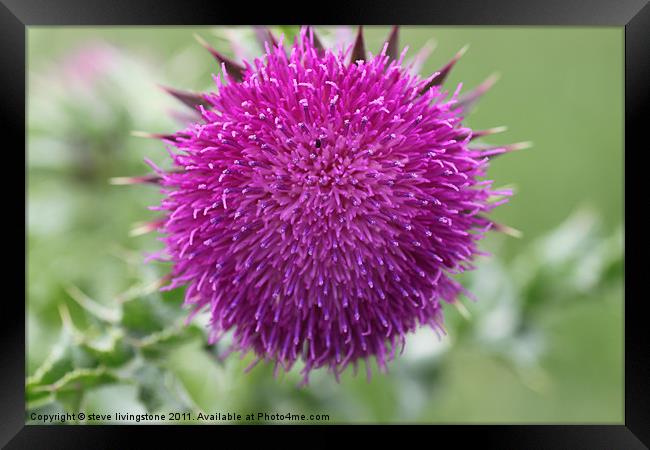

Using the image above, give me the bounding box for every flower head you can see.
[137,27,519,382]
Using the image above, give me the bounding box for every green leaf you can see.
[28,367,120,417]
[134,365,191,413]
[27,341,74,388]
[137,324,204,359]
[120,292,182,334]
[164,340,227,413]
[56,389,85,416]
[26,390,56,410]
[66,285,121,323]
[79,328,135,367]
[30,367,120,397]
[27,320,99,386]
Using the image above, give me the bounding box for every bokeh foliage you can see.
[27,26,623,423]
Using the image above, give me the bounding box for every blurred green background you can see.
[26,26,623,424]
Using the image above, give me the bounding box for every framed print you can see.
[3,0,649,447]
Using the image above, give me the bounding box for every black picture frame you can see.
[4,0,648,447]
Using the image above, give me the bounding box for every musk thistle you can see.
[123,26,523,383]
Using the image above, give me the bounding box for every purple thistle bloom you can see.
[137,27,519,382]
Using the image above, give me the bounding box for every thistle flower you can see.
[128,26,523,383]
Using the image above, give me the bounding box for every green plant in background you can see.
[27,26,623,423]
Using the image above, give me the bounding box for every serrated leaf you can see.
[79,329,135,367]
[26,389,56,408]
[66,285,121,323]
[27,343,74,388]
[138,324,204,359]
[30,367,120,396]
[120,293,179,334]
